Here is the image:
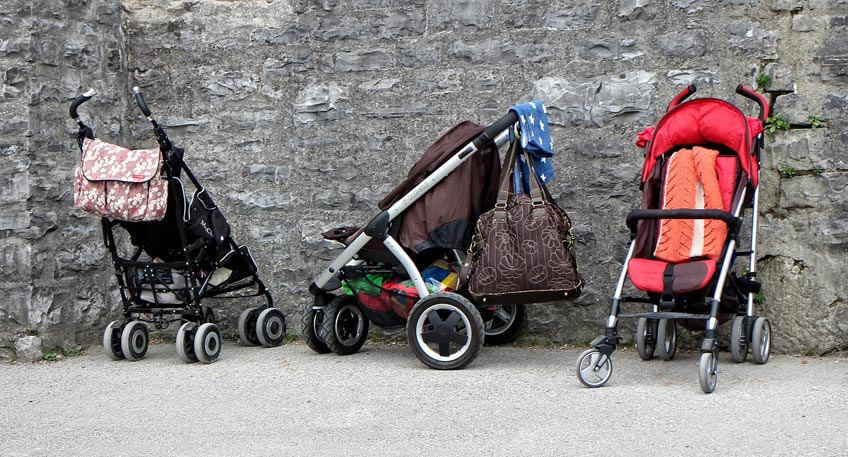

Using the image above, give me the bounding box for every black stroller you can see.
[303,112,546,370]
[70,88,286,364]
[576,85,772,392]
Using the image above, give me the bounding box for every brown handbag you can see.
[463,140,583,304]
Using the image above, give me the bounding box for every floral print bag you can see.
[463,140,583,304]
[73,138,169,221]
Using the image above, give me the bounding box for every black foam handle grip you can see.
[69,88,97,119]
[133,86,152,117]
[472,111,519,150]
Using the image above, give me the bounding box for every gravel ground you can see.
[0,341,845,456]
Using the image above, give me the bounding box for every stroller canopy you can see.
[642,98,764,187]
[379,121,501,254]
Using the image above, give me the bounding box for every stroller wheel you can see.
[194,323,223,364]
[175,322,199,363]
[406,292,484,370]
[120,321,149,362]
[302,307,331,354]
[256,308,287,348]
[751,317,771,364]
[656,319,677,361]
[635,317,656,361]
[320,296,369,356]
[576,348,613,388]
[102,320,126,361]
[238,307,260,346]
[699,351,718,393]
[729,316,748,363]
[483,304,526,346]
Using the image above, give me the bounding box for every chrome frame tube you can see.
[312,128,511,291]
[746,183,761,317]
[707,187,748,331]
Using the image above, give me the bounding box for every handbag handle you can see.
[494,138,550,221]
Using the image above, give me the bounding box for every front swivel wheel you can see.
[576,349,613,388]
[699,351,718,393]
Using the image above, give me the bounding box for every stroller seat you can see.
[628,146,739,295]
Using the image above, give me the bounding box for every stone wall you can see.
[2,0,846,360]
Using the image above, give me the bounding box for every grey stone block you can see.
[14,336,42,363]
[619,0,658,20]
[655,30,708,58]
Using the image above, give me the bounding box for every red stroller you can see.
[576,85,771,393]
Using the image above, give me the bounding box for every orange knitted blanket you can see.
[653,147,728,263]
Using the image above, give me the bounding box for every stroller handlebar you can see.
[667,84,697,111]
[133,86,152,118]
[473,111,519,150]
[69,88,97,120]
[735,85,770,123]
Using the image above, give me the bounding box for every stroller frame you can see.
[577,85,772,393]
[307,112,518,369]
[70,87,285,364]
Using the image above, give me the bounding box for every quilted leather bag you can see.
[464,140,583,304]
[73,138,169,221]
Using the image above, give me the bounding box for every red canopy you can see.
[640,98,763,187]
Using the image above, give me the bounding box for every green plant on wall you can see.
[779,166,797,178]
[755,73,772,89]
[808,116,826,129]
[765,113,790,133]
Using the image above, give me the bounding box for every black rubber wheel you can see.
[175,322,199,363]
[656,318,678,361]
[120,321,149,361]
[751,317,771,364]
[256,307,287,348]
[406,292,484,370]
[102,320,126,361]
[238,307,260,346]
[699,351,718,394]
[635,317,656,361]
[729,315,748,363]
[483,304,526,346]
[302,306,331,354]
[320,296,369,355]
[194,323,223,364]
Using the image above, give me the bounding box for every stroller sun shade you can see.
[642,99,763,187]
[378,121,501,254]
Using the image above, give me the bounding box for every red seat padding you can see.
[628,258,717,294]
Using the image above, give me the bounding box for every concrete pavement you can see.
[1,341,845,456]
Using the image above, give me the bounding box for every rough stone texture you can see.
[1,0,846,358]
[14,336,43,363]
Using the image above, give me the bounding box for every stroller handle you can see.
[69,88,97,120]
[132,86,173,153]
[735,85,770,123]
[133,86,153,118]
[472,111,519,150]
[667,85,697,111]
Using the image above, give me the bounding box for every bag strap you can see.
[496,138,520,206]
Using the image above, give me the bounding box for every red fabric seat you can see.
[628,258,717,294]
